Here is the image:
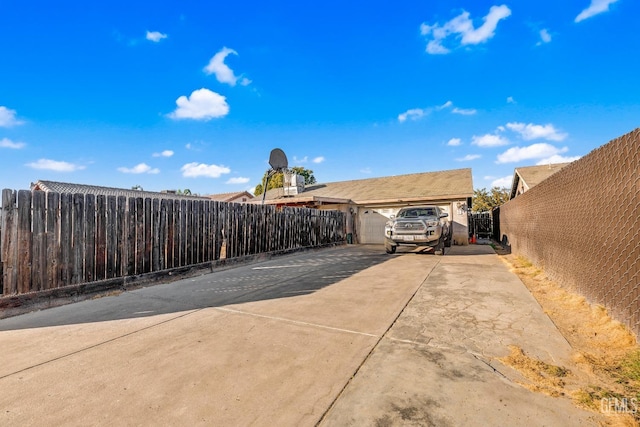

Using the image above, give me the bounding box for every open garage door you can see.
[358,209,389,244]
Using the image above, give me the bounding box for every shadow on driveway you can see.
[0,245,393,331]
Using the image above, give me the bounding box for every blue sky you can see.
[1,0,638,195]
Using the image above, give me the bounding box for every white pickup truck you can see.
[384,206,451,255]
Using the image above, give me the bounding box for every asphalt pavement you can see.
[0,244,603,426]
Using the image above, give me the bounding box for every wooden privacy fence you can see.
[0,189,345,297]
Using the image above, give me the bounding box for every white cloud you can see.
[538,29,552,45]
[536,154,582,165]
[575,0,619,23]
[0,137,26,149]
[456,154,481,161]
[360,167,372,174]
[203,47,250,86]
[472,133,510,147]
[146,31,167,42]
[506,96,516,104]
[452,107,477,115]
[492,175,513,188]
[497,143,569,164]
[425,39,450,55]
[153,150,174,158]
[506,122,567,141]
[293,156,309,163]
[181,162,231,178]
[117,163,160,174]
[447,138,462,146]
[312,156,325,164]
[398,108,426,122]
[437,100,453,110]
[226,177,250,184]
[421,5,511,54]
[399,101,474,122]
[168,88,229,121]
[26,159,85,172]
[0,106,24,127]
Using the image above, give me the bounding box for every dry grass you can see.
[496,251,640,426]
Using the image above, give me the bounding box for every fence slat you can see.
[143,198,152,274]
[95,195,106,281]
[152,199,160,272]
[72,193,85,284]
[84,195,96,283]
[135,197,144,275]
[16,191,33,294]
[32,191,47,291]
[126,198,136,276]
[106,196,117,279]
[116,196,126,277]
[46,192,60,290]
[2,189,18,295]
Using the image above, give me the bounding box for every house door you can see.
[358,209,388,244]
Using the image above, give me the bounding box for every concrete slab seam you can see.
[0,309,202,381]
[315,259,442,426]
[212,307,380,338]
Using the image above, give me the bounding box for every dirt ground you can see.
[494,246,640,427]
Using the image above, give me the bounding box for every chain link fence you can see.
[496,128,640,336]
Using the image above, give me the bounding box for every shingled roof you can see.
[510,163,570,199]
[31,180,210,201]
[205,191,255,202]
[261,168,473,205]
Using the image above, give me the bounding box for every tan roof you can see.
[510,163,570,198]
[262,168,473,205]
[31,180,209,201]
[205,191,255,202]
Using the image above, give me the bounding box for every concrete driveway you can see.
[0,245,601,426]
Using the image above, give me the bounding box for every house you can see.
[509,163,570,199]
[205,191,255,204]
[256,168,474,245]
[30,180,210,201]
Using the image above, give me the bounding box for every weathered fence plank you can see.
[135,197,144,275]
[95,195,106,281]
[116,196,126,277]
[60,194,74,284]
[106,196,117,279]
[72,193,85,284]
[152,198,160,272]
[2,190,18,295]
[126,198,136,276]
[32,191,47,291]
[17,191,33,294]
[84,194,96,282]
[143,198,152,274]
[45,192,60,289]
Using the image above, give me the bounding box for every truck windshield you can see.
[398,208,436,218]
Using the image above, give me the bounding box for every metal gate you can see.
[468,212,493,239]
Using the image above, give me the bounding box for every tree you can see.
[131,185,143,191]
[254,167,317,196]
[472,187,510,212]
[176,189,192,195]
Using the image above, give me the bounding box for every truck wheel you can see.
[385,245,396,254]
[435,237,445,255]
[445,231,452,248]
